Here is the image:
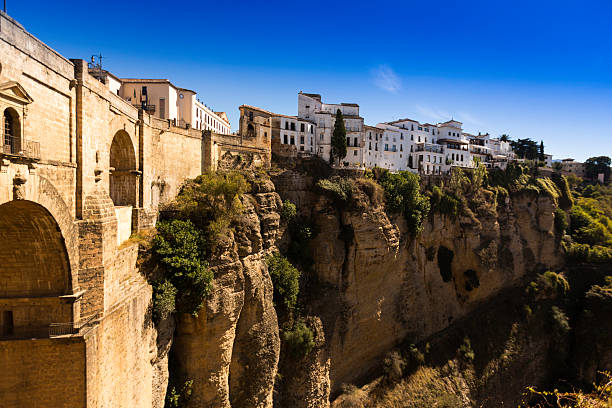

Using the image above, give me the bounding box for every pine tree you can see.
[539,140,545,161]
[330,109,347,165]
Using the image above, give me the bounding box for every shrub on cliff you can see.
[554,207,569,234]
[316,177,354,204]
[266,252,301,312]
[282,319,315,358]
[429,185,461,219]
[172,171,249,245]
[280,200,297,222]
[380,171,430,236]
[152,219,212,317]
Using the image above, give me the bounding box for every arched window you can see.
[247,124,255,138]
[3,108,20,155]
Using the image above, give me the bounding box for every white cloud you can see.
[456,111,485,127]
[372,65,401,93]
[415,105,450,122]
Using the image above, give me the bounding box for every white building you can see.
[119,79,230,134]
[270,91,517,174]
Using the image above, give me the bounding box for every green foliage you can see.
[153,280,177,321]
[584,155,611,182]
[429,186,461,218]
[509,138,540,160]
[316,177,354,204]
[280,199,297,222]
[488,162,532,193]
[564,242,612,263]
[554,207,569,234]
[458,336,475,362]
[287,218,315,268]
[282,319,315,358]
[551,173,574,209]
[380,171,430,236]
[535,177,560,203]
[165,379,193,408]
[172,171,249,245]
[266,253,301,312]
[330,109,347,164]
[152,219,212,317]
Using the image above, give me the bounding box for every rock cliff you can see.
[164,169,566,407]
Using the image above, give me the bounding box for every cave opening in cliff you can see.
[437,246,454,282]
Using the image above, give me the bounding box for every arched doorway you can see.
[0,200,72,337]
[109,130,137,207]
[3,107,21,155]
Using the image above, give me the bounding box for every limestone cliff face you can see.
[273,171,565,396]
[165,170,565,407]
[172,180,282,408]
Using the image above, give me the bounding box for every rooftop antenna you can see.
[3,0,6,13]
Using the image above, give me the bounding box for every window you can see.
[300,136,304,144]
[3,108,18,154]
[291,122,296,131]
[285,121,289,130]
[411,135,414,141]
[310,126,314,134]
[385,144,389,151]
[264,132,267,138]
[448,131,451,136]
[400,133,404,140]
[283,134,288,144]
[369,142,372,150]
[418,136,421,142]
[375,143,378,151]
[346,137,350,146]
[248,111,253,121]
[400,145,403,151]
[300,123,305,132]
[369,132,372,139]
[418,126,422,131]
[300,146,304,151]
[354,137,358,146]
[305,105,310,109]
[354,150,357,156]
[425,128,429,132]
[290,136,295,145]
[411,124,414,131]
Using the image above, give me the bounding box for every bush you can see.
[316,177,354,204]
[554,207,569,234]
[172,171,249,245]
[535,177,561,203]
[153,280,177,321]
[283,319,315,358]
[165,379,193,408]
[287,218,315,269]
[280,200,297,222]
[266,253,301,312]
[380,171,430,236]
[153,219,212,317]
[429,186,462,218]
[458,336,475,362]
[551,173,574,209]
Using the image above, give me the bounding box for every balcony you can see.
[2,136,40,160]
[414,143,444,154]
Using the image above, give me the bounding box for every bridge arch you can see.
[109,129,138,206]
[0,200,71,298]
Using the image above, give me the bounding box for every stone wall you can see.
[0,337,86,407]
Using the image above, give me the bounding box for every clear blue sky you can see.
[6,0,612,161]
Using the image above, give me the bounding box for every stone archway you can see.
[0,200,72,337]
[109,130,137,207]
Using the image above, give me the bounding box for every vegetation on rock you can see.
[266,252,301,313]
[282,319,315,358]
[379,170,430,236]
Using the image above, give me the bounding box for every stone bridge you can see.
[0,10,269,407]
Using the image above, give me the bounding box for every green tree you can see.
[500,134,510,142]
[584,156,611,183]
[539,140,545,161]
[510,138,539,160]
[330,109,347,165]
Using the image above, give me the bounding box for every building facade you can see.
[261,92,518,174]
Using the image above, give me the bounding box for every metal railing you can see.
[49,314,97,338]
[2,135,40,159]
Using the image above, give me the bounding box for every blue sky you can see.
[7,0,612,161]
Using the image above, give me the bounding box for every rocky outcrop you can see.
[172,182,282,408]
[272,171,565,396]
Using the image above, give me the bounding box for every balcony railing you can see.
[414,143,444,154]
[2,136,40,159]
[49,314,97,338]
